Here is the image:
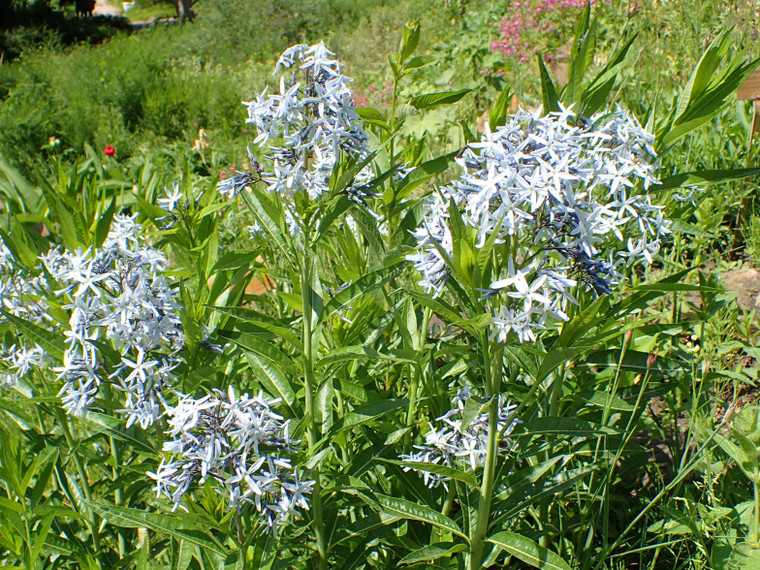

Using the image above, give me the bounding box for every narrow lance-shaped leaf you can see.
[389,459,478,487]
[537,55,561,113]
[580,33,638,116]
[77,411,156,454]
[230,334,300,376]
[410,89,472,110]
[84,500,226,556]
[374,494,468,541]
[1,310,65,361]
[395,151,458,202]
[400,543,468,565]
[244,352,299,416]
[487,531,572,570]
[209,305,301,350]
[489,87,513,132]
[650,167,760,192]
[239,188,294,264]
[320,263,405,324]
[673,28,733,121]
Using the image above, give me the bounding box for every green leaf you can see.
[230,334,300,376]
[339,399,408,430]
[667,219,717,239]
[521,417,617,437]
[134,192,170,221]
[0,226,37,268]
[209,305,300,349]
[315,195,353,244]
[244,352,298,415]
[239,189,293,263]
[673,28,732,122]
[399,20,420,64]
[375,494,467,540]
[536,346,588,383]
[395,151,458,202]
[210,250,263,274]
[0,158,42,212]
[391,459,477,487]
[329,150,378,196]
[489,87,512,132]
[715,432,759,481]
[659,48,760,147]
[460,120,477,143]
[487,531,572,570]
[461,396,490,430]
[496,468,596,525]
[650,168,760,192]
[633,281,718,292]
[198,202,227,219]
[565,15,597,107]
[30,449,59,508]
[405,289,477,335]
[321,263,405,324]
[316,345,413,369]
[84,501,226,556]
[172,539,196,570]
[403,55,435,71]
[77,412,156,454]
[580,34,638,116]
[93,198,117,248]
[31,513,54,562]
[400,542,467,565]
[0,496,24,514]
[410,89,472,110]
[356,108,386,122]
[1,311,65,361]
[537,55,560,113]
[580,349,688,377]
[356,107,389,130]
[448,198,477,290]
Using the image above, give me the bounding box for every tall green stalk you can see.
[55,408,104,569]
[468,333,501,570]
[754,480,760,546]
[300,253,328,570]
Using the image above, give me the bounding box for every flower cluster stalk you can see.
[55,407,104,569]
[469,333,501,569]
[300,255,328,570]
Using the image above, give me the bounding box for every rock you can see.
[720,267,760,312]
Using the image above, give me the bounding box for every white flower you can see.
[408,105,669,343]
[149,388,313,530]
[401,388,520,488]
[158,184,184,212]
[220,42,371,202]
[25,216,184,425]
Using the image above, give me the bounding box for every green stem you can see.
[301,255,328,570]
[110,435,126,558]
[406,307,433,438]
[55,408,103,569]
[469,333,501,570]
[101,383,126,559]
[441,484,456,518]
[754,480,760,546]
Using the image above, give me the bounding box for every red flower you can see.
[104,145,115,157]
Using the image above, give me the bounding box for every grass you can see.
[124,3,176,22]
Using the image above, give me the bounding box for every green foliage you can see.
[3,2,760,570]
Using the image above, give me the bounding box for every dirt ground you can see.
[92,0,122,17]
